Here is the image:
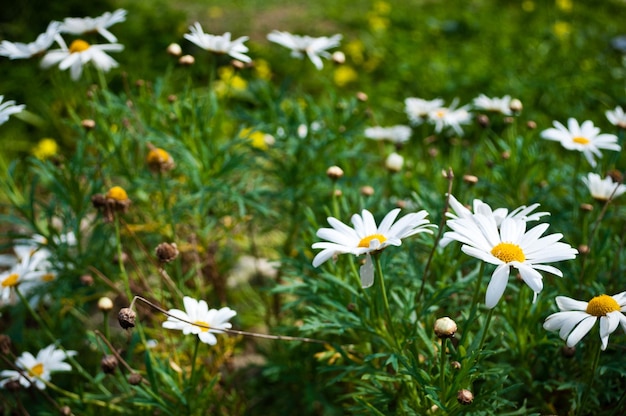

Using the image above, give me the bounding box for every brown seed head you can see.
[128,373,143,385]
[457,389,474,405]
[155,242,179,263]
[0,334,12,354]
[118,308,136,329]
[101,354,119,374]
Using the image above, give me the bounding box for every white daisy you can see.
[427,98,472,136]
[59,9,127,43]
[606,106,626,129]
[162,296,236,345]
[0,21,61,60]
[0,344,76,390]
[404,97,444,125]
[442,215,577,308]
[267,30,342,70]
[0,96,25,126]
[364,125,412,144]
[41,38,123,80]
[582,172,626,201]
[312,208,435,288]
[540,118,621,168]
[0,250,50,303]
[184,22,251,63]
[543,292,626,350]
[472,94,513,115]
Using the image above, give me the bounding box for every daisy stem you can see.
[114,215,133,302]
[439,337,448,400]
[188,337,201,393]
[577,345,601,416]
[373,254,400,351]
[462,262,486,345]
[476,308,494,354]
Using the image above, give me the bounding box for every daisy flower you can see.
[472,94,513,115]
[0,250,50,303]
[0,96,25,126]
[442,215,577,308]
[404,97,444,125]
[582,172,626,201]
[59,9,127,43]
[0,21,61,60]
[427,98,472,136]
[0,344,76,390]
[606,106,626,129]
[312,208,435,288]
[540,118,620,167]
[41,37,123,80]
[184,22,251,63]
[543,292,626,350]
[267,30,342,70]
[364,125,412,144]
[162,296,237,345]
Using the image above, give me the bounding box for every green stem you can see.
[114,216,133,302]
[462,262,486,349]
[374,254,400,351]
[476,308,494,354]
[187,337,201,398]
[577,345,602,416]
[439,337,448,401]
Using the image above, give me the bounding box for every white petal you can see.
[566,316,597,347]
[359,254,375,288]
[485,264,510,309]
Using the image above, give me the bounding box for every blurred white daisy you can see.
[606,106,626,129]
[0,250,50,303]
[184,22,251,63]
[472,94,513,115]
[59,9,127,43]
[582,172,626,201]
[543,292,626,350]
[162,296,237,345]
[442,215,577,308]
[0,344,76,390]
[312,208,435,287]
[0,96,25,126]
[267,30,342,70]
[427,98,472,136]
[0,21,61,60]
[540,118,620,168]
[404,97,444,125]
[364,125,412,144]
[41,38,123,80]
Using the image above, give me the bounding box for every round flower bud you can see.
[477,114,490,127]
[451,360,461,370]
[118,308,136,329]
[80,274,94,286]
[462,174,479,185]
[326,165,344,180]
[577,244,590,255]
[360,185,375,196]
[167,43,182,56]
[332,51,346,64]
[98,297,114,312]
[81,119,96,130]
[385,152,404,172]
[128,373,143,385]
[434,317,458,339]
[457,389,474,405]
[509,98,523,113]
[179,54,195,65]
[155,242,179,263]
[561,345,576,358]
[356,91,368,102]
[579,203,594,212]
[526,120,537,130]
[101,354,118,374]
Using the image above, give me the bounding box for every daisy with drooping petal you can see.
[41,37,123,80]
[364,125,412,144]
[472,94,513,115]
[0,21,61,60]
[0,344,76,390]
[312,208,436,288]
[606,106,626,129]
[184,22,251,63]
[540,118,620,167]
[162,296,237,345]
[267,30,342,70]
[59,9,127,43]
[404,97,444,125]
[427,98,472,136]
[0,96,25,126]
[543,292,626,350]
[582,172,626,201]
[442,215,577,308]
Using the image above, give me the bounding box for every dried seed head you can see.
[98,297,114,312]
[5,379,21,391]
[128,373,143,385]
[80,274,94,286]
[0,334,12,354]
[101,354,119,374]
[326,165,344,180]
[118,308,136,329]
[155,242,179,263]
[457,389,474,405]
[477,114,490,127]
[434,317,458,339]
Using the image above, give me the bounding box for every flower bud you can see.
[462,174,478,185]
[509,98,523,113]
[356,91,368,102]
[155,242,179,263]
[128,373,143,385]
[434,317,457,339]
[167,43,182,56]
[326,165,344,180]
[360,185,375,196]
[101,354,118,374]
[332,51,346,64]
[98,297,114,312]
[81,119,96,130]
[178,54,195,65]
[457,389,474,405]
[385,152,404,172]
[477,114,490,127]
[118,308,136,329]
[451,360,461,370]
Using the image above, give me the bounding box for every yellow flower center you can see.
[572,136,590,145]
[358,234,387,248]
[586,294,620,317]
[69,39,90,54]
[491,242,525,263]
[147,148,170,164]
[2,273,19,287]
[193,320,210,332]
[29,363,44,377]
[106,186,128,201]
[435,110,446,119]
[42,273,55,282]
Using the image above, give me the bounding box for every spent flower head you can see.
[59,9,127,43]
[582,172,626,201]
[162,296,237,345]
[267,30,342,70]
[543,292,626,350]
[0,21,61,60]
[540,118,620,167]
[0,344,76,390]
[312,208,435,287]
[184,22,251,63]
